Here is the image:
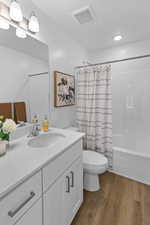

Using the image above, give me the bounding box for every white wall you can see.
[88,39,150,63]
[1,0,87,128]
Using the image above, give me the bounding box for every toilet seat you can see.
[83,151,108,173]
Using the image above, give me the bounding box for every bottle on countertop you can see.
[42,115,49,132]
[32,114,38,123]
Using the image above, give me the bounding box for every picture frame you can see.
[54,71,75,107]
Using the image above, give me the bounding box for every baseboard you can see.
[112,170,150,186]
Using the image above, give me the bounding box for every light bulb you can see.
[16,28,27,38]
[28,12,39,33]
[0,17,10,30]
[113,35,123,41]
[10,0,23,22]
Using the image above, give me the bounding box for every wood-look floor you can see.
[71,172,150,225]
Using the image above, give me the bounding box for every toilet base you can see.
[83,172,100,192]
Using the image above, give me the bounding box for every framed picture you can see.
[54,71,75,107]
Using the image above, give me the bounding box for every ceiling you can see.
[32,0,150,51]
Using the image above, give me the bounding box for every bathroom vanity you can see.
[0,128,84,225]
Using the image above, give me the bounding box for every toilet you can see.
[83,150,108,191]
[66,126,108,192]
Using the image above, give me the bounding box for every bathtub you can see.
[113,134,150,185]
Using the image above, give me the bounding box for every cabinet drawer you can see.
[0,171,42,225]
[15,199,42,225]
[43,140,82,192]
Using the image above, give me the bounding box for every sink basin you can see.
[28,132,65,148]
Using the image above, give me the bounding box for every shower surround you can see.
[112,57,150,184]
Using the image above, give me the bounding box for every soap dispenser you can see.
[42,115,49,132]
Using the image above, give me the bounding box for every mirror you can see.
[0,26,50,124]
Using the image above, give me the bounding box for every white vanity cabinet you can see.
[0,138,83,225]
[43,140,83,225]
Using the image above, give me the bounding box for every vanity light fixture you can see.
[0,17,10,30]
[0,1,40,37]
[28,12,39,33]
[16,27,27,38]
[10,0,23,22]
[113,35,123,41]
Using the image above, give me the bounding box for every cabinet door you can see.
[62,168,73,225]
[44,156,83,225]
[62,157,83,225]
[15,199,42,225]
[69,157,83,221]
[44,177,63,225]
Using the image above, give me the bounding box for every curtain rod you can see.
[28,72,49,77]
[75,54,150,69]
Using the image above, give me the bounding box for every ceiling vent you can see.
[73,6,95,24]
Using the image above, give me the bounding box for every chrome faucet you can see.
[28,122,40,137]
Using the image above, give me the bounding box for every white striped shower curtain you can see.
[76,65,113,169]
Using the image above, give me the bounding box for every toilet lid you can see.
[83,151,108,166]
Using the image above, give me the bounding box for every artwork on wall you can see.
[54,71,75,107]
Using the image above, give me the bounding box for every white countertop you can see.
[0,128,84,199]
